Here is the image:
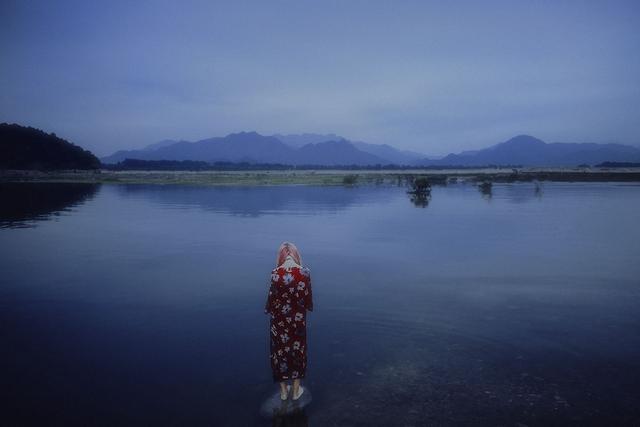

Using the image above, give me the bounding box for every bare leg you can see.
[279,381,288,400]
[292,379,301,399]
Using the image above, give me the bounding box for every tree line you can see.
[0,123,100,170]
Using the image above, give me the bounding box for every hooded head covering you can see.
[276,241,302,267]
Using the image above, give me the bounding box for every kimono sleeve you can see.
[264,269,278,315]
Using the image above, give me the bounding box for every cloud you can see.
[1,0,639,156]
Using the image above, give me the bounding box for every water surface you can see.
[1,182,639,425]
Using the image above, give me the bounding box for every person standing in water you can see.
[265,242,313,401]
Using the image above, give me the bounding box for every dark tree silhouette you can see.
[342,174,359,185]
[0,123,100,170]
[595,161,640,168]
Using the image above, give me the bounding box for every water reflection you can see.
[271,410,308,427]
[405,177,433,208]
[408,191,431,208]
[534,180,544,198]
[1,182,639,425]
[477,181,493,200]
[116,184,396,216]
[500,182,545,204]
[0,182,100,228]
[260,387,312,421]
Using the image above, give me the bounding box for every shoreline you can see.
[2,167,640,186]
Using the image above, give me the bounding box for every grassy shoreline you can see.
[2,167,640,186]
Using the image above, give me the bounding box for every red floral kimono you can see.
[265,265,313,382]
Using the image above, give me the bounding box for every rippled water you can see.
[1,182,639,425]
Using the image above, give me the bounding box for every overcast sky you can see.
[1,0,639,156]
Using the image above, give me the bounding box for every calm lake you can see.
[1,182,639,426]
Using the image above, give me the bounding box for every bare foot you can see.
[280,385,290,401]
[292,386,304,401]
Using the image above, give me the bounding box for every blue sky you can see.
[1,0,639,156]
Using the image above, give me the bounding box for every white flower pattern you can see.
[266,265,312,382]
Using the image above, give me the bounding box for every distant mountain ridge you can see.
[143,139,182,151]
[102,132,390,166]
[272,133,343,148]
[416,135,640,167]
[272,133,429,163]
[351,140,428,164]
[296,140,386,165]
[104,132,288,164]
[102,132,640,167]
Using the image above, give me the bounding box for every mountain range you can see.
[102,132,396,166]
[101,133,640,167]
[418,135,640,167]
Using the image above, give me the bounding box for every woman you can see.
[265,242,313,401]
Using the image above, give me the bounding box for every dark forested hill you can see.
[0,123,100,170]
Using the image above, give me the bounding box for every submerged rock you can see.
[259,387,313,419]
